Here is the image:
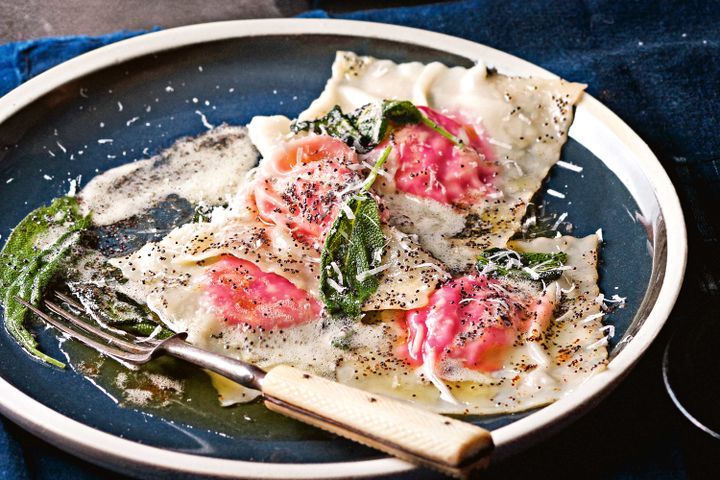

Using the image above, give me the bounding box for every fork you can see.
[16,292,493,478]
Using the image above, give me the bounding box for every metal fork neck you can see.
[161,336,266,391]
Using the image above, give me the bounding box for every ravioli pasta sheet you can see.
[112,213,445,314]
[114,228,606,414]
[251,52,585,270]
[93,51,610,416]
[335,234,606,414]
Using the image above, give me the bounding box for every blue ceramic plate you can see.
[0,20,686,478]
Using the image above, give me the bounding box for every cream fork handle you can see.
[261,365,493,478]
[162,338,493,477]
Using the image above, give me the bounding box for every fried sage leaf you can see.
[292,100,461,153]
[319,147,391,317]
[68,282,174,339]
[476,247,569,281]
[0,197,91,367]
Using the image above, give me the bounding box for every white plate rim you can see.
[0,18,687,479]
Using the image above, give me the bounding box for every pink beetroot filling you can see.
[253,135,360,245]
[401,275,555,372]
[205,255,320,330]
[391,106,496,205]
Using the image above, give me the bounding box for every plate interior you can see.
[0,35,652,463]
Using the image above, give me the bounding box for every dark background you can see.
[0,1,441,42]
[1,1,719,479]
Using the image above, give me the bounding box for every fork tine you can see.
[53,291,161,345]
[52,291,85,312]
[15,297,149,363]
[44,299,153,355]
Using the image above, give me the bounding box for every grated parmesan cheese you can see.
[607,294,626,304]
[599,325,615,338]
[580,312,605,324]
[556,160,584,172]
[136,325,163,342]
[326,278,346,293]
[421,362,459,405]
[487,137,513,150]
[547,189,566,199]
[195,110,214,130]
[340,203,355,220]
[522,267,540,280]
[586,336,609,350]
[329,261,344,285]
[551,212,568,231]
[411,262,446,275]
[356,263,391,282]
[361,161,388,177]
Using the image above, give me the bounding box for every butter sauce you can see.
[81,125,258,225]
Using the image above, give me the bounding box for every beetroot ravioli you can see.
[107,52,610,414]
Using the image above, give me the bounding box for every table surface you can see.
[0,0,440,42]
[0,1,718,479]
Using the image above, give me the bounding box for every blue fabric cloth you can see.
[0,30,152,97]
[1,1,718,478]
